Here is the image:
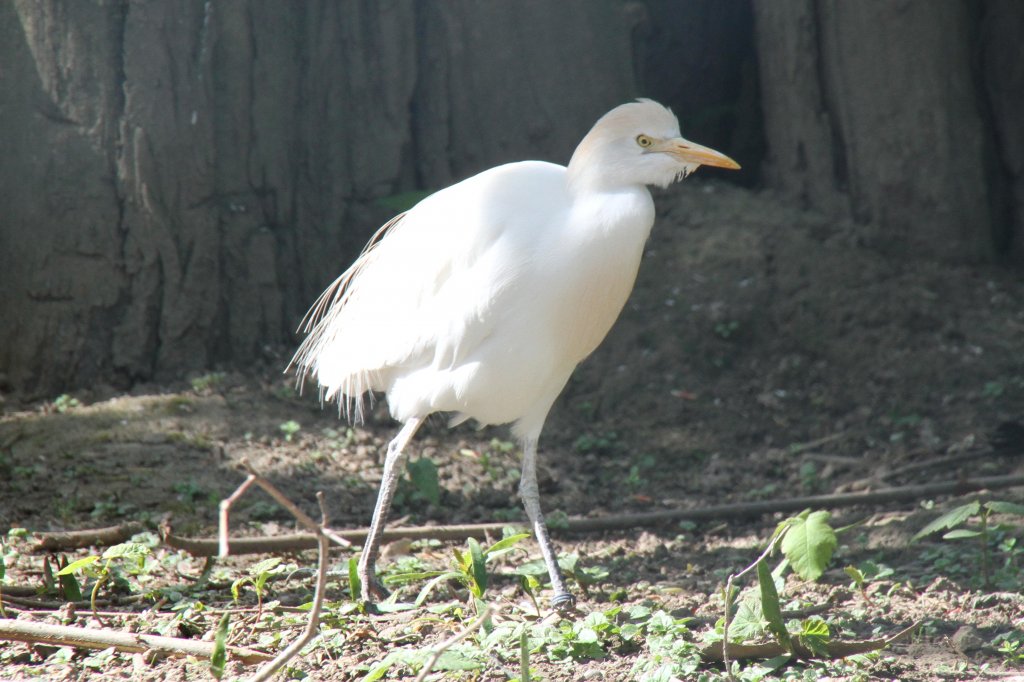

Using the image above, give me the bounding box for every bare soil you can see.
[2,182,1023,680]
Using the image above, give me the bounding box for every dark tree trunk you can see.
[753,0,1013,263]
[0,0,636,396]
[2,0,1020,397]
[981,0,1024,264]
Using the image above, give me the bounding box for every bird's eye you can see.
[635,134,653,148]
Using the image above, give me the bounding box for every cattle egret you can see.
[290,99,739,610]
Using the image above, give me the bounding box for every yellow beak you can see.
[654,137,741,170]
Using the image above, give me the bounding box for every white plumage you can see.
[291,99,739,610]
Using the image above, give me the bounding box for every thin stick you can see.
[159,472,1024,557]
[247,492,333,682]
[413,605,496,682]
[220,474,257,557]
[722,533,784,678]
[0,619,270,664]
[214,461,343,679]
[32,522,145,552]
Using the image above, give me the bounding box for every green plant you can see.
[912,499,1024,587]
[190,372,226,393]
[279,420,302,442]
[52,394,80,413]
[231,557,284,618]
[385,531,530,610]
[516,553,609,600]
[716,510,838,652]
[993,630,1024,664]
[56,540,152,616]
[573,431,619,455]
[714,319,740,339]
[404,456,441,506]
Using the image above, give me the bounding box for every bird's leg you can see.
[357,417,423,608]
[519,437,575,611]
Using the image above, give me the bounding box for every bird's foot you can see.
[358,571,391,613]
[550,591,577,615]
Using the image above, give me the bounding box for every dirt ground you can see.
[2,181,1023,680]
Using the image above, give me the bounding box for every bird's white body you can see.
[297,160,654,438]
[290,100,739,609]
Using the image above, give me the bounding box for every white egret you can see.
[290,99,739,610]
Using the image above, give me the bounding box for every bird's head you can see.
[567,99,740,192]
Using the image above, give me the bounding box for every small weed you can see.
[385,531,530,610]
[714,319,740,339]
[231,557,284,618]
[624,454,657,492]
[982,380,1005,398]
[52,394,81,413]
[398,456,441,507]
[573,431,620,455]
[993,630,1024,664]
[798,460,820,493]
[56,539,153,616]
[279,420,302,442]
[190,372,226,393]
[460,438,519,484]
[912,499,1024,588]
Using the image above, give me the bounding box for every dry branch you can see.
[699,621,919,661]
[160,473,1024,557]
[32,523,145,552]
[217,461,337,682]
[0,619,270,664]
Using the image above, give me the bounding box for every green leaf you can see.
[514,559,549,577]
[520,629,531,682]
[984,501,1024,516]
[912,501,981,542]
[432,649,482,671]
[726,596,765,642]
[248,557,283,576]
[58,571,83,602]
[56,556,100,576]
[468,537,488,597]
[757,559,792,651]
[844,565,865,588]
[406,457,441,506]
[942,529,982,539]
[102,541,150,562]
[484,532,531,558]
[230,577,247,603]
[347,556,361,601]
[415,571,463,606]
[780,510,837,581]
[210,612,230,679]
[797,617,830,656]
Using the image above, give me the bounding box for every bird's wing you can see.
[291,161,568,413]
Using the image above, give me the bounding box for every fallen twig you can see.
[32,523,145,552]
[155,473,1024,556]
[0,619,270,664]
[700,621,919,661]
[218,461,337,682]
[413,605,496,682]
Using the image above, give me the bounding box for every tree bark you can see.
[754,0,1003,261]
[981,0,1024,265]
[0,0,635,395]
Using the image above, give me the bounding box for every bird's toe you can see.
[550,591,577,614]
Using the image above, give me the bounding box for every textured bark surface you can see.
[1,0,1021,396]
[981,0,1024,264]
[0,0,634,395]
[753,0,1008,261]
